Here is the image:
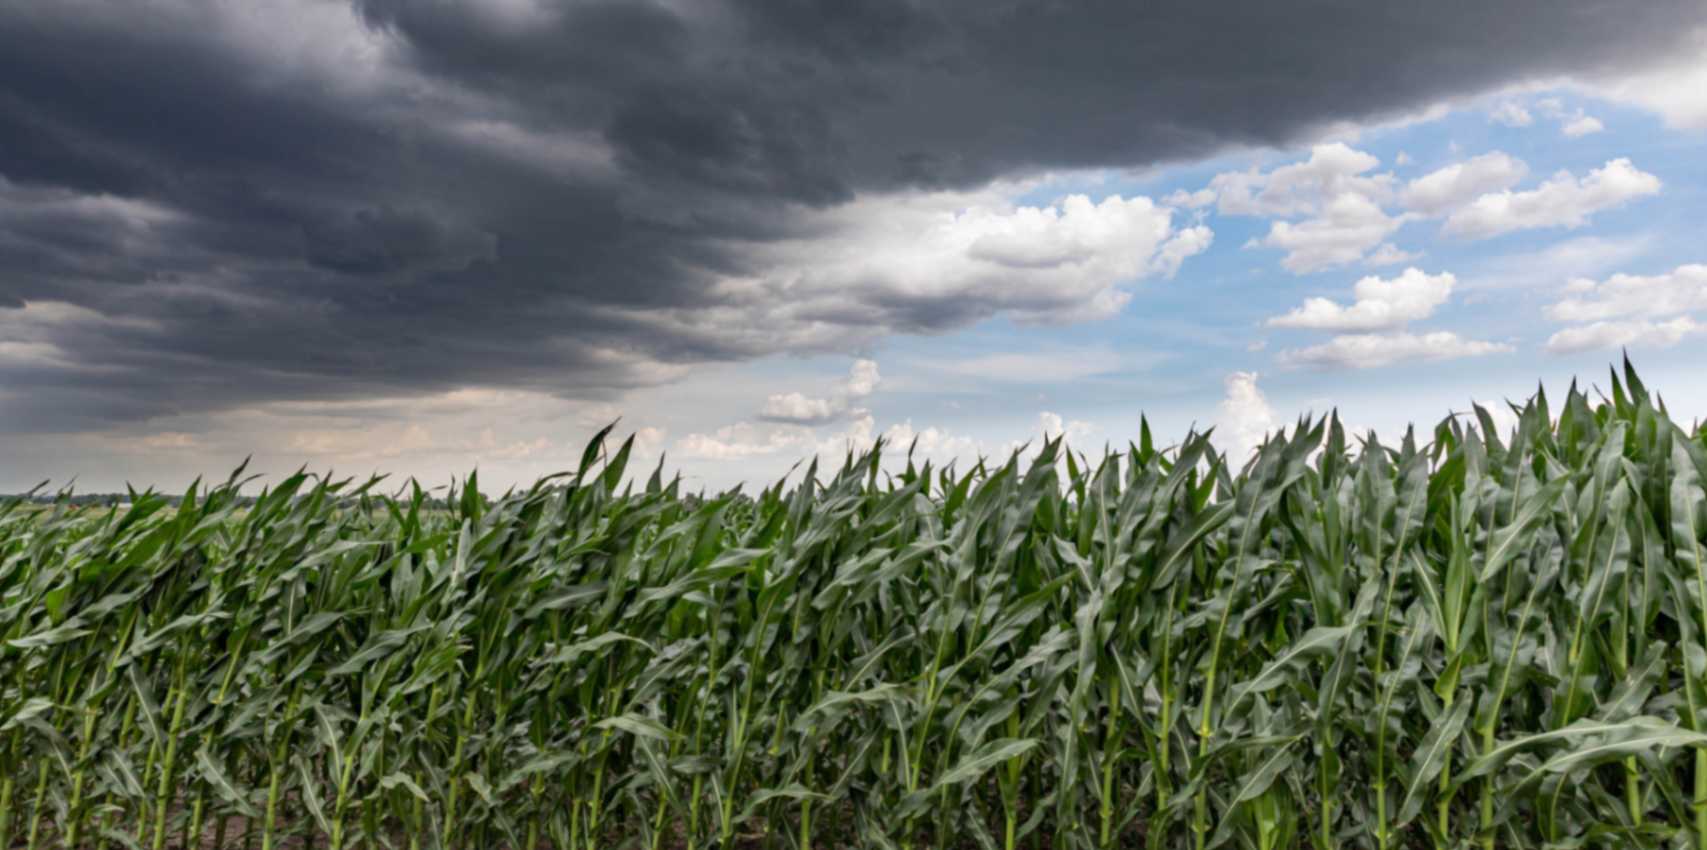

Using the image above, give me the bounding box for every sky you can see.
[3,0,1707,494]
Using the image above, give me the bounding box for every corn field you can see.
[7,362,1707,849]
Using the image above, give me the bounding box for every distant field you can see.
[6,361,1707,849]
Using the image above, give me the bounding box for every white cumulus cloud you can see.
[1561,113,1605,137]
[1268,268,1456,332]
[1442,158,1661,239]
[843,190,1210,320]
[1546,317,1700,354]
[1211,144,1394,217]
[1255,192,1403,274]
[1217,371,1278,461]
[1544,264,1707,323]
[880,420,983,463]
[676,422,811,460]
[843,358,881,396]
[620,180,1214,361]
[1544,264,1707,354]
[758,392,841,425]
[1210,144,1404,273]
[1401,152,1529,216]
[758,359,882,425]
[1193,145,1660,274]
[1036,411,1094,443]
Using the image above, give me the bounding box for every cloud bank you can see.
[2,0,1704,435]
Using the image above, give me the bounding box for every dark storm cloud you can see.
[1,0,1703,433]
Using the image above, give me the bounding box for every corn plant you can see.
[8,359,1707,848]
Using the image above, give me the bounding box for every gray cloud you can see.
[2,0,1704,433]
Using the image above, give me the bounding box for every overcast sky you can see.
[4,0,1707,493]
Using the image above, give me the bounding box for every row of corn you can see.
[5,362,1707,848]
